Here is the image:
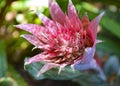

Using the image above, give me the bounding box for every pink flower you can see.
[15,0,104,77]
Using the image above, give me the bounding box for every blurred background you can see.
[0,0,120,86]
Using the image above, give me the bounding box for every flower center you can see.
[54,47,84,64]
[48,30,93,65]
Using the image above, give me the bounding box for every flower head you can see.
[15,0,104,77]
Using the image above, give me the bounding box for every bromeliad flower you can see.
[15,0,104,78]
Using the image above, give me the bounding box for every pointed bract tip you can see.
[13,24,22,28]
[82,12,89,19]
[24,61,30,65]
[13,25,21,28]
[96,40,103,44]
[69,0,72,3]
[93,12,105,23]
[49,0,56,5]
[20,35,25,38]
[98,12,105,19]
[97,12,105,20]
[58,70,61,75]
[24,59,32,65]
[24,65,26,70]
[32,47,38,51]
[35,11,44,19]
[13,25,17,27]
[35,11,40,15]
[84,12,88,16]
[37,71,42,77]
[71,65,75,72]
[58,67,63,75]
[58,64,67,74]
[100,12,105,17]
[34,10,45,18]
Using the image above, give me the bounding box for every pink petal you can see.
[25,52,49,65]
[49,0,66,25]
[15,24,45,36]
[21,34,51,50]
[36,12,54,27]
[68,0,78,19]
[81,14,90,30]
[81,14,94,45]
[68,0,82,32]
[25,51,61,65]
[21,34,42,47]
[15,24,51,44]
[90,12,104,40]
[37,63,57,77]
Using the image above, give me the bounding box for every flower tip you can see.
[13,25,16,27]
[32,47,37,51]
[24,65,26,70]
[101,11,105,15]
[71,65,75,72]
[35,11,43,18]
[100,12,105,18]
[20,35,25,38]
[58,67,63,75]
[96,12,105,21]
[84,12,88,16]
[82,12,89,19]
[37,71,42,77]
[69,0,72,3]
[96,40,103,44]
[31,9,42,17]
[49,0,56,5]
[24,59,32,65]
[24,61,30,65]
[13,25,22,28]
[13,25,19,28]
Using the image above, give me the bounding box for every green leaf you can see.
[81,2,99,13]
[7,64,28,86]
[56,0,68,12]
[115,75,120,86]
[0,77,18,86]
[97,35,120,56]
[24,59,82,80]
[25,61,110,86]
[0,40,7,78]
[103,55,119,76]
[73,74,110,86]
[101,16,120,39]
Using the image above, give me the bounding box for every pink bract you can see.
[15,0,104,77]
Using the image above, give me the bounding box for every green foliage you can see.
[25,59,110,86]
[0,77,18,86]
[103,56,119,76]
[97,35,120,56]
[25,59,82,80]
[73,74,109,86]
[101,16,120,39]
[0,0,120,85]
[0,40,7,78]
[81,2,99,13]
[7,64,28,86]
